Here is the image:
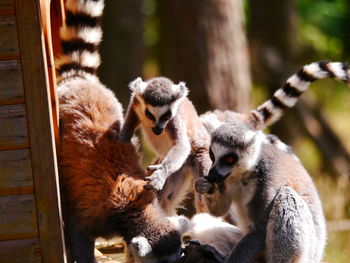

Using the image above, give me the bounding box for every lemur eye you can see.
[145,109,156,121]
[209,149,215,161]
[222,154,237,166]
[160,110,172,122]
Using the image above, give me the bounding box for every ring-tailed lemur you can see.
[194,119,327,262]
[56,1,182,262]
[119,77,212,215]
[193,61,350,262]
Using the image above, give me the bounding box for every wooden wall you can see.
[0,0,66,262]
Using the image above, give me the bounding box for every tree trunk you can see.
[99,0,144,107]
[157,0,251,113]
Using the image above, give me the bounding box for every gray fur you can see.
[195,123,326,263]
[119,76,213,216]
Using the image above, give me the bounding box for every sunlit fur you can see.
[56,1,182,262]
[196,122,326,263]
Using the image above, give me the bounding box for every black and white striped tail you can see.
[250,61,350,130]
[56,0,104,83]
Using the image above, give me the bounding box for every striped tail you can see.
[56,0,104,83]
[250,61,350,130]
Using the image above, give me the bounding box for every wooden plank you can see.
[0,0,14,16]
[0,149,33,196]
[0,104,29,150]
[0,194,38,240]
[0,15,19,58]
[0,238,41,263]
[15,0,67,262]
[0,60,25,105]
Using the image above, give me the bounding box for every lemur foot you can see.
[195,177,214,194]
[145,165,167,190]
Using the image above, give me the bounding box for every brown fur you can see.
[58,77,181,261]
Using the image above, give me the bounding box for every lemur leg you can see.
[68,220,96,263]
[266,187,315,263]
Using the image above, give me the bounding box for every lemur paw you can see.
[195,177,214,194]
[145,166,167,190]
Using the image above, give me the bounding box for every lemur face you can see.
[207,123,264,183]
[129,77,189,135]
[144,104,174,135]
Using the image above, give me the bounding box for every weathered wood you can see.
[0,194,38,240]
[0,149,33,196]
[0,104,29,150]
[0,16,19,58]
[0,60,24,105]
[0,238,41,263]
[16,0,67,262]
[0,0,14,16]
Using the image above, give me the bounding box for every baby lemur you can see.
[194,62,350,262]
[119,77,212,215]
[56,0,181,262]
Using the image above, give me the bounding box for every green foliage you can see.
[297,0,348,59]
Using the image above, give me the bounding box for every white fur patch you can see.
[56,51,100,69]
[60,26,102,44]
[200,113,224,135]
[328,62,348,80]
[303,63,328,79]
[244,131,264,170]
[172,82,189,98]
[274,88,299,108]
[131,236,152,257]
[66,0,104,17]
[129,77,148,94]
[287,74,309,92]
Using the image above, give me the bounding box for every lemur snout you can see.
[208,167,229,183]
[152,125,164,135]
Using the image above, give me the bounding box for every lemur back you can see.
[56,1,182,262]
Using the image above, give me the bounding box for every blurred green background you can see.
[99,1,350,262]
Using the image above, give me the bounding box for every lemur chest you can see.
[227,175,257,233]
[142,125,174,157]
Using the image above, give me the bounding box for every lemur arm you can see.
[161,116,191,174]
[119,97,140,142]
[224,228,266,263]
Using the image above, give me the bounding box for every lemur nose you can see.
[152,126,164,135]
[208,168,227,183]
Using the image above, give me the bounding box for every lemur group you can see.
[56,1,349,263]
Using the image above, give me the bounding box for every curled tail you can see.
[56,0,104,83]
[250,61,350,130]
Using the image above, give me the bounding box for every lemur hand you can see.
[145,164,167,190]
[195,177,214,194]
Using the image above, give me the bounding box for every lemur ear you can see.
[130,236,152,257]
[129,77,147,95]
[200,114,224,134]
[173,81,189,99]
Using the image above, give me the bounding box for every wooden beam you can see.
[0,149,34,196]
[0,238,41,263]
[0,104,29,150]
[0,194,38,241]
[0,60,25,106]
[15,0,67,262]
[0,15,19,59]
